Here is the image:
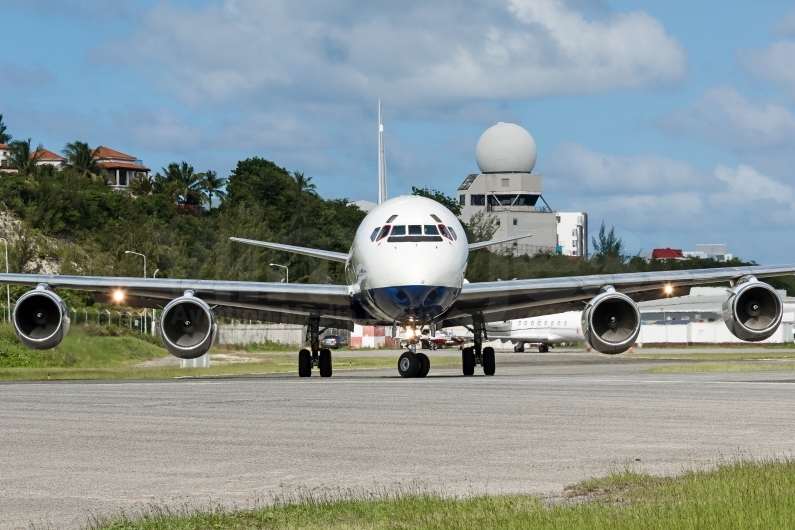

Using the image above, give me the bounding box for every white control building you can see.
[457,122,588,258]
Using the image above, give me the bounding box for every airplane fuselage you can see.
[346,195,468,325]
[486,311,584,344]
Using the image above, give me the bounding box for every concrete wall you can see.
[637,321,794,345]
[217,323,305,346]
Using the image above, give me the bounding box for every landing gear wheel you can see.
[482,346,495,376]
[462,347,475,376]
[398,351,420,378]
[298,349,311,377]
[319,348,332,377]
[514,342,525,353]
[538,344,549,353]
[417,353,430,378]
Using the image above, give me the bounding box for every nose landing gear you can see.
[298,315,332,377]
[398,324,431,378]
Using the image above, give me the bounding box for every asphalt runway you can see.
[2,354,795,529]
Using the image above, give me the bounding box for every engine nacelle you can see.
[581,288,640,354]
[159,292,217,359]
[13,285,70,350]
[722,277,782,342]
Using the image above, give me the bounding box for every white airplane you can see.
[2,101,794,378]
[486,311,584,352]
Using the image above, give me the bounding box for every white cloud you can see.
[542,144,795,236]
[771,10,795,35]
[737,40,795,98]
[99,0,687,108]
[656,86,795,151]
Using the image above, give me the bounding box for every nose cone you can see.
[367,285,460,323]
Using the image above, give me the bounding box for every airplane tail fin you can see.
[378,99,388,204]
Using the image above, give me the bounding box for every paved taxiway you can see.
[2,352,795,529]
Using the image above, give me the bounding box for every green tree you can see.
[62,141,106,181]
[162,161,203,205]
[128,173,155,195]
[198,170,227,209]
[465,210,498,243]
[0,114,11,144]
[8,139,40,174]
[411,186,462,216]
[591,221,626,261]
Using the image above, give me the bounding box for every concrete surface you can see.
[2,353,795,529]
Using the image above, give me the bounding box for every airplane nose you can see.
[368,285,459,322]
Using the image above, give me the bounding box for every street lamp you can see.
[269,263,288,283]
[153,269,160,278]
[124,251,146,278]
[0,238,9,322]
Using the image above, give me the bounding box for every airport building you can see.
[457,122,588,258]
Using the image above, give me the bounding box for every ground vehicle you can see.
[321,334,348,349]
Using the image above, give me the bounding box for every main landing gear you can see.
[298,315,332,377]
[462,315,495,376]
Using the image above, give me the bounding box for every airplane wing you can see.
[468,233,531,251]
[0,274,362,329]
[230,237,349,263]
[440,264,795,327]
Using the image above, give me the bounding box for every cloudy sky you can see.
[2,0,794,262]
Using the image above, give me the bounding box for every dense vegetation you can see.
[0,114,791,309]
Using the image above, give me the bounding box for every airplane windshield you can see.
[438,225,451,239]
[448,227,457,240]
[424,225,439,235]
[376,225,391,242]
[408,225,422,235]
[391,225,406,236]
[370,227,380,241]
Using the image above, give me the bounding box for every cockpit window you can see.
[370,227,380,241]
[438,225,451,239]
[424,225,440,235]
[408,225,422,235]
[376,225,391,242]
[391,225,406,236]
[386,215,398,223]
[448,227,458,240]
[430,214,442,222]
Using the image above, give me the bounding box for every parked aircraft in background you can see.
[486,311,584,352]
[1,101,794,379]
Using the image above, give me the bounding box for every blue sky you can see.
[1,0,794,262]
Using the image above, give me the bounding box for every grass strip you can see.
[90,459,795,529]
[647,361,795,373]
[631,351,795,361]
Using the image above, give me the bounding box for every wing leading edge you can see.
[442,264,795,327]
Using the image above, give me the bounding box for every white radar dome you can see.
[475,122,537,174]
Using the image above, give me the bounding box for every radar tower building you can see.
[456,122,588,258]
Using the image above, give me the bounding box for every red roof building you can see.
[94,146,150,187]
[33,147,66,166]
[652,247,684,260]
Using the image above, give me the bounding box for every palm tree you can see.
[8,139,40,174]
[0,114,11,144]
[62,141,106,180]
[162,161,203,205]
[198,170,227,209]
[290,171,317,234]
[128,173,154,195]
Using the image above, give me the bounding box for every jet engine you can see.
[581,288,640,354]
[722,277,782,342]
[13,286,70,350]
[159,291,217,359]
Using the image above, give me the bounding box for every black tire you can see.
[538,344,549,353]
[462,347,475,376]
[417,353,430,378]
[483,346,495,376]
[514,342,525,353]
[319,348,332,377]
[298,349,311,377]
[398,351,420,377]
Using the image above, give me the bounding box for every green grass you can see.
[647,361,795,373]
[90,459,795,529]
[632,350,795,362]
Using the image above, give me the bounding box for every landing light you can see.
[664,285,673,295]
[113,290,125,302]
[405,328,415,338]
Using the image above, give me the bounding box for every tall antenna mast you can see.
[377,99,388,204]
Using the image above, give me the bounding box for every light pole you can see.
[0,238,9,322]
[153,269,159,278]
[269,263,288,283]
[124,251,146,278]
[151,269,159,335]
